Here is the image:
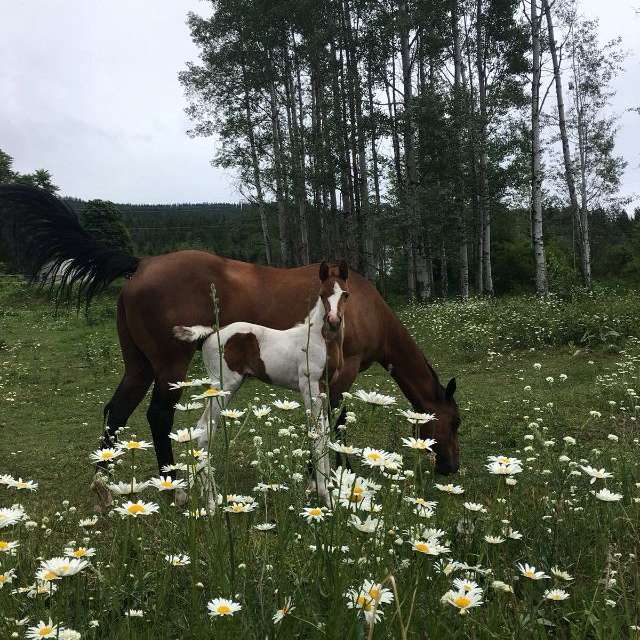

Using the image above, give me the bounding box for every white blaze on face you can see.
[326,281,345,327]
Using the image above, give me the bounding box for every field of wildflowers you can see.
[1,279,638,638]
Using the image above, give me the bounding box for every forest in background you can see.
[2,0,639,298]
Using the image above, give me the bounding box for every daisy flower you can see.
[398,409,437,424]
[78,516,98,528]
[169,428,205,443]
[550,566,573,581]
[272,399,300,410]
[361,447,391,469]
[272,597,295,624]
[191,387,231,400]
[0,567,16,588]
[435,483,464,494]
[40,557,88,577]
[517,563,549,580]
[125,609,144,618]
[453,577,480,593]
[0,506,26,528]
[300,506,330,523]
[107,479,150,495]
[349,514,380,533]
[114,500,160,518]
[484,535,505,544]
[486,461,523,476]
[544,588,570,601]
[411,538,450,556]
[224,502,258,514]
[64,546,96,559]
[328,442,362,455]
[463,502,487,513]
[174,401,204,411]
[220,408,246,419]
[252,405,271,418]
[166,553,191,566]
[117,439,152,451]
[579,465,613,484]
[208,597,242,617]
[90,447,124,464]
[7,477,38,491]
[401,437,436,451]
[354,390,396,406]
[0,539,20,554]
[149,476,187,491]
[441,587,483,615]
[592,488,623,502]
[254,522,277,531]
[26,620,62,639]
[491,580,514,593]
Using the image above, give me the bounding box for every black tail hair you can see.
[0,184,139,307]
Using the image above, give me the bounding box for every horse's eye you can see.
[343,292,350,299]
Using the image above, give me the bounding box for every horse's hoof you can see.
[90,473,113,512]
[174,488,188,507]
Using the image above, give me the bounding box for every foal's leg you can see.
[196,347,245,510]
[301,378,331,506]
[329,356,361,470]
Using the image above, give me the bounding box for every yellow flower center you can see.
[231,504,244,512]
[38,627,54,637]
[367,452,381,461]
[60,563,71,572]
[204,388,221,397]
[160,480,173,488]
[73,549,87,557]
[525,570,535,578]
[369,587,381,600]
[415,542,430,554]
[16,482,28,488]
[127,441,141,448]
[308,508,322,517]
[0,575,6,583]
[0,541,9,550]
[128,504,146,514]
[453,595,471,608]
[43,570,57,581]
[101,451,114,460]
[217,604,231,614]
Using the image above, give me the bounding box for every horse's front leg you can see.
[301,378,331,506]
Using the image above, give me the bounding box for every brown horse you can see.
[0,185,460,480]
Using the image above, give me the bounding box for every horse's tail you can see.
[0,184,140,306]
[173,325,214,342]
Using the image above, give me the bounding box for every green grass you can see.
[1,277,638,638]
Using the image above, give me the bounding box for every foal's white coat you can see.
[174,282,347,505]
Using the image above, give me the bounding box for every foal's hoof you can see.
[90,473,113,512]
[174,488,188,508]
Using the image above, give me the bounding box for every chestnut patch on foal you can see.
[223,332,270,382]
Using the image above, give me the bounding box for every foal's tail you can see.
[0,184,140,306]
[173,325,215,342]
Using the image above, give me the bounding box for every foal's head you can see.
[318,260,350,337]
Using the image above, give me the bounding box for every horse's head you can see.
[318,260,350,336]
[421,378,460,475]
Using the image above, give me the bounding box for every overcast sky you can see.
[1,0,638,207]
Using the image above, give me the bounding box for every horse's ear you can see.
[319,261,329,281]
[338,259,349,281]
[445,377,457,400]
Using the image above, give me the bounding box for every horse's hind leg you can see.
[92,299,153,509]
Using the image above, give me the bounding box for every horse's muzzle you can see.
[435,459,460,475]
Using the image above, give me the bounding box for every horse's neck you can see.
[383,312,442,411]
[301,297,325,342]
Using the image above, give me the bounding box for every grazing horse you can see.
[174,260,350,505]
[0,186,461,500]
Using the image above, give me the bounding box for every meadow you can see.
[1,275,638,639]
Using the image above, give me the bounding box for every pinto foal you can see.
[173,260,350,505]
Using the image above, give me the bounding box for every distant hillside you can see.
[64,197,273,262]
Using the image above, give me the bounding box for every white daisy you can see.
[207,597,242,617]
[272,399,301,410]
[354,390,396,406]
[114,500,159,518]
